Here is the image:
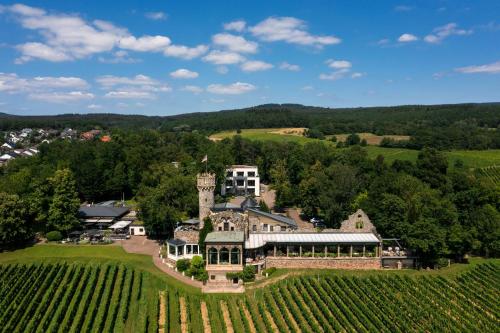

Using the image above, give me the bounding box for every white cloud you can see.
[223,20,246,32]
[9,3,45,16]
[319,68,350,80]
[104,91,156,99]
[182,85,203,94]
[212,33,258,53]
[249,16,341,48]
[96,74,157,88]
[326,59,352,69]
[202,50,246,65]
[398,33,418,42]
[29,91,94,103]
[98,50,140,63]
[145,11,167,21]
[455,61,500,74]
[88,104,102,109]
[279,62,300,71]
[0,73,89,92]
[377,38,390,45]
[170,69,199,79]
[301,85,314,90]
[241,60,273,72]
[15,43,72,63]
[424,23,472,44]
[206,82,256,95]
[163,44,208,59]
[351,72,364,78]
[119,35,171,52]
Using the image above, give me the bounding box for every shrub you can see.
[46,230,63,242]
[262,267,276,276]
[241,265,256,282]
[436,258,450,269]
[226,272,240,280]
[176,259,191,272]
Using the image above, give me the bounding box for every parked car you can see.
[310,217,324,224]
[313,221,326,228]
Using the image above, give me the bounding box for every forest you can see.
[0,129,498,264]
[1,102,500,149]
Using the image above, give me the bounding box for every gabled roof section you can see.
[205,231,245,243]
[240,197,259,210]
[78,205,129,218]
[247,208,297,227]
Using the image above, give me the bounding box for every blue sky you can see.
[0,0,499,116]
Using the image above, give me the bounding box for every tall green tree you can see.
[0,192,34,246]
[47,169,80,233]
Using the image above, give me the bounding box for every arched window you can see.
[208,248,218,265]
[219,247,229,264]
[231,247,240,265]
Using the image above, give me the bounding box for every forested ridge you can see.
[1,102,499,149]
[0,130,498,263]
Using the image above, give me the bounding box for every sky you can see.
[0,0,499,116]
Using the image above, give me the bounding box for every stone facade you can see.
[265,257,381,270]
[197,173,216,228]
[211,211,248,234]
[340,209,377,233]
[173,230,199,243]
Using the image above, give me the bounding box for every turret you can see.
[197,173,216,228]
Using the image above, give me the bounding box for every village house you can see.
[221,165,260,197]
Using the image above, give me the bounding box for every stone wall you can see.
[265,257,381,270]
[174,230,199,243]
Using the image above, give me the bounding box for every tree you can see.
[0,192,34,246]
[198,217,213,257]
[270,159,293,208]
[416,148,449,189]
[346,133,361,146]
[47,169,80,234]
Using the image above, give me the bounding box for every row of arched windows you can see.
[208,247,241,265]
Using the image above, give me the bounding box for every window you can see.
[237,171,244,177]
[356,220,364,229]
[281,226,286,231]
[211,275,215,280]
[248,180,255,186]
[177,245,184,256]
[236,180,244,186]
[226,171,233,177]
[270,225,274,232]
[252,225,257,232]
[218,227,222,231]
[139,228,144,232]
[208,248,218,265]
[219,248,229,264]
[262,224,268,231]
[225,180,233,187]
[169,245,176,256]
[231,226,235,231]
[186,245,192,254]
[192,245,199,254]
[223,222,229,231]
[231,247,240,265]
[248,171,255,177]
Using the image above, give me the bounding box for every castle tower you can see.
[197,173,216,228]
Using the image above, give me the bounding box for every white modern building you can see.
[221,165,260,197]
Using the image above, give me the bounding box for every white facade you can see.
[129,225,146,236]
[221,165,260,197]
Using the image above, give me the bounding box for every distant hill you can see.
[1,103,499,136]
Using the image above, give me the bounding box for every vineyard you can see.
[1,259,499,332]
[159,263,500,333]
[0,262,160,333]
[476,165,500,187]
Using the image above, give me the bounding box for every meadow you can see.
[210,128,500,169]
[0,245,498,333]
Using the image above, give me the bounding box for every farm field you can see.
[476,165,500,187]
[210,128,500,169]
[1,245,499,333]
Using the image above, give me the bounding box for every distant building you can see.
[78,202,130,229]
[221,165,260,197]
[81,130,101,141]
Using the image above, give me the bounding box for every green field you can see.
[210,129,500,169]
[1,245,499,332]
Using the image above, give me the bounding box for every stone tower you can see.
[197,173,216,228]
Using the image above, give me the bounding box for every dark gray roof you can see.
[247,208,297,227]
[167,238,186,246]
[205,231,245,243]
[212,202,241,211]
[78,205,129,218]
[240,197,259,210]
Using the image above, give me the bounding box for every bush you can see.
[436,258,450,269]
[241,265,256,282]
[262,267,276,276]
[46,231,63,242]
[226,272,240,280]
[176,259,191,272]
